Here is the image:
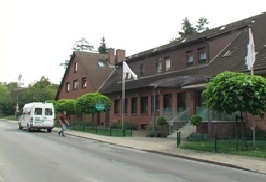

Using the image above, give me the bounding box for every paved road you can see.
[1,121,266,182]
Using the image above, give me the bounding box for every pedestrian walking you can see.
[58,111,69,137]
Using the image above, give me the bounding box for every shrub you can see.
[110,121,138,130]
[190,114,203,126]
[186,132,208,141]
[146,130,168,138]
[156,116,167,126]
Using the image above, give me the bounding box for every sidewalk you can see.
[54,128,266,175]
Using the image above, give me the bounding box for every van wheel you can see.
[47,129,52,133]
[27,125,31,132]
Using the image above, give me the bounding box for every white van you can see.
[19,102,54,132]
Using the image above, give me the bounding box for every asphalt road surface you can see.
[1,120,266,182]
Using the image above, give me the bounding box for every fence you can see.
[196,106,237,121]
[183,133,266,157]
[54,122,133,137]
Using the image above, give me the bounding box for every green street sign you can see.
[95,103,105,111]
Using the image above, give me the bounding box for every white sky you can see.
[0,0,265,86]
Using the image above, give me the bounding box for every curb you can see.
[53,129,253,173]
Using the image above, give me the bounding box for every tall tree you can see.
[178,17,196,40]
[0,84,12,115]
[98,36,107,54]
[76,93,112,123]
[203,71,266,117]
[19,76,58,104]
[171,17,209,42]
[55,99,76,115]
[196,17,209,32]
[203,71,266,149]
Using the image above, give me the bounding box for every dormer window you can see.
[98,60,105,67]
[197,47,207,62]
[165,58,171,71]
[156,61,162,73]
[186,50,193,66]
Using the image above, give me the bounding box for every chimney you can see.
[116,49,126,63]
[108,48,115,65]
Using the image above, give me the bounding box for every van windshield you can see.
[34,108,42,115]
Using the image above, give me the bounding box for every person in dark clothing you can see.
[58,111,69,137]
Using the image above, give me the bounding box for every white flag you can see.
[247,28,256,71]
[123,61,138,80]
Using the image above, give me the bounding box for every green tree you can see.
[171,17,209,42]
[5,82,18,91]
[76,93,112,123]
[203,71,266,148]
[203,71,266,117]
[178,17,196,40]
[0,84,13,115]
[55,99,76,115]
[196,17,209,32]
[19,77,58,104]
[98,36,107,54]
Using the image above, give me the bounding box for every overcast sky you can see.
[0,0,265,86]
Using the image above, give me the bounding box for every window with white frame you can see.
[81,77,87,88]
[165,58,171,71]
[73,80,78,90]
[65,82,70,93]
[197,47,207,62]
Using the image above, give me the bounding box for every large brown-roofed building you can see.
[57,12,266,136]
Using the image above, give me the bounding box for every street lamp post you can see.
[15,95,19,119]
[152,84,157,132]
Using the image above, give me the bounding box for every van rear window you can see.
[45,108,53,115]
[34,108,42,115]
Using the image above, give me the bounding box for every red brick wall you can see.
[197,122,237,138]
[57,56,95,100]
[108,88,194,129]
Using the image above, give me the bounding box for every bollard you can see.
[177,131,181,147]
[214,134,217,153]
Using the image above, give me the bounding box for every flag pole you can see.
[121,61,138,132]
[248,26,256,148]
[250,28,255,149]
[251,67,255,148]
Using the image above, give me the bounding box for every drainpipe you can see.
[152,84,157,132]
[202,37,210,63]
